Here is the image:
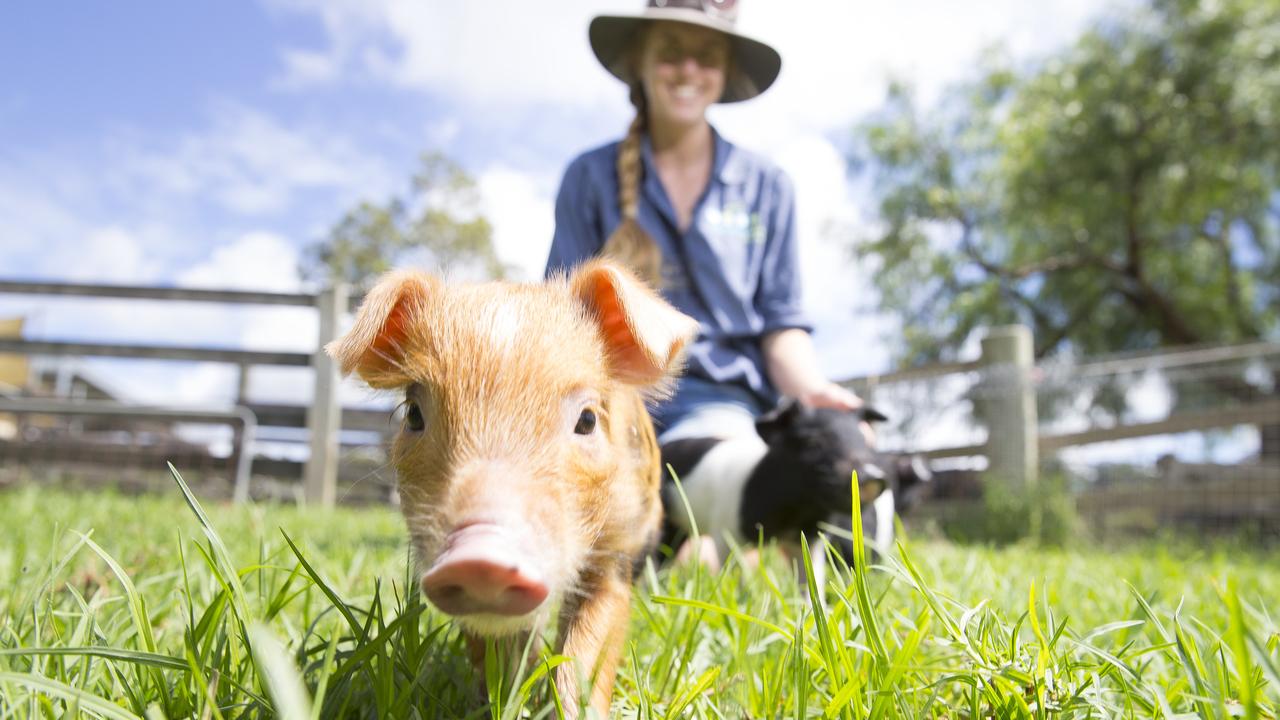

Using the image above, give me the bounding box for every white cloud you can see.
[477,167,556,281]
[174,233,320,405]
[178,231,305,293]
[0,205,193,291]
[0,100,400,406]
[716,0,1131,136]
[0,171,84,261]
[424,117,463,148]
[91,228,163,282]
[770,132,891,379]
[268,0,632,108]
[110,361,239,408]
[1,104,386,406]
[1,103,398,296]
[2,231,320,408]
[269,0,1124,122]
[275,48,343,89]
[114,104,395,217]
[176,232,319,361]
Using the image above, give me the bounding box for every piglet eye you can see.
[405,402,425,432]
[574,408,597,435]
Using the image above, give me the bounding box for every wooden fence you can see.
[843,327,1277,478]
[0,279,349,504]
[2,280,1277,514]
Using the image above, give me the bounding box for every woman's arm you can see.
[754,172,861,410]
[762,327,862,410]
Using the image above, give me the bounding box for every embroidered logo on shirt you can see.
[702,202,764,245]
[748,212,765,245]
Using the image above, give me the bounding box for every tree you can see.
[853,0,1278,365]
[301,152,508,291]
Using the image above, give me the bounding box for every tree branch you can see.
[954,216,1115,281]
[1032,286,1109,358]
[1200,218,1261,338]
[1115,278,1203,346]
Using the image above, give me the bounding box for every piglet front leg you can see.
[555,570,633,719]
[462,630,536,675]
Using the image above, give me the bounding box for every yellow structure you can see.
[0,316,27,390]
[0,316,24,439]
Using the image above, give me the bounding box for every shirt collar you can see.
[640,125,747,187]
[712,126,748,186]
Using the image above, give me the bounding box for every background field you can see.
[2,475,1278,718]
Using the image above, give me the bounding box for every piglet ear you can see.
[758,397,800,424]
[754,397,801,444]
[325,270,438,388]
[571,259,699,387]
[859,405,889,423]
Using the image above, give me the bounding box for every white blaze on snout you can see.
[483,299,524,357]
[417,459,572,636]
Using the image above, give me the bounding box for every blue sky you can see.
[2,0,1131,409]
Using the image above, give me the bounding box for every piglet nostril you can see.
[422,561,549,617]
[426,583,468,609]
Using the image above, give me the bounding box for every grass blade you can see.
[0,648,187,673]
[1222,579,1260,720]
[649,596,789,638]
[280,530,363,637]
[248,624,312,720]
[0,672,142,720]
[167,463,252,621]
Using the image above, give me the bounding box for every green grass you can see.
[1,466,1278,718]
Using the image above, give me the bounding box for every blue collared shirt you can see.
[546,127,811,424]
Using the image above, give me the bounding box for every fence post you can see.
[235,362,250,404]
[229,362,251,502]
[978,325,1038,487]
[230,411,257,503]
[304,284,347,506]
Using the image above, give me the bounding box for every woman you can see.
[547,0,861,445]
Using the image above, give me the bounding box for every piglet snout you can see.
[421,523,549,617]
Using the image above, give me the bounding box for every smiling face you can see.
[634,21,731,132]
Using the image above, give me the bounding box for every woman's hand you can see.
[794,380,863,411]
[761,328,864,410]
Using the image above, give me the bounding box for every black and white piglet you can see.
[660,400,929,571]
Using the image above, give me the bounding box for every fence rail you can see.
[0,280,317,306]
[1065,339,1280,377]
[0,396,257,500]
[911,396,1280,460]
[845,333,1279,472]
[3,277,1278,526]
[1039,399,1280,452]
[1,277,349,504]
[0,339,312,367]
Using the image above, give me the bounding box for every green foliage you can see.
[938,473,1084,547]
[3,477,1279,717]
[301,152,509,291]
[854,0,1280,365]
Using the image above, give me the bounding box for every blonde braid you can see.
[600,88,663,288]
[617,111,645,224]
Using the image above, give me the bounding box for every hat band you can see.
[649,0,738,24]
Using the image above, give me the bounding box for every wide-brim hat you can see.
[589,0,782,103]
